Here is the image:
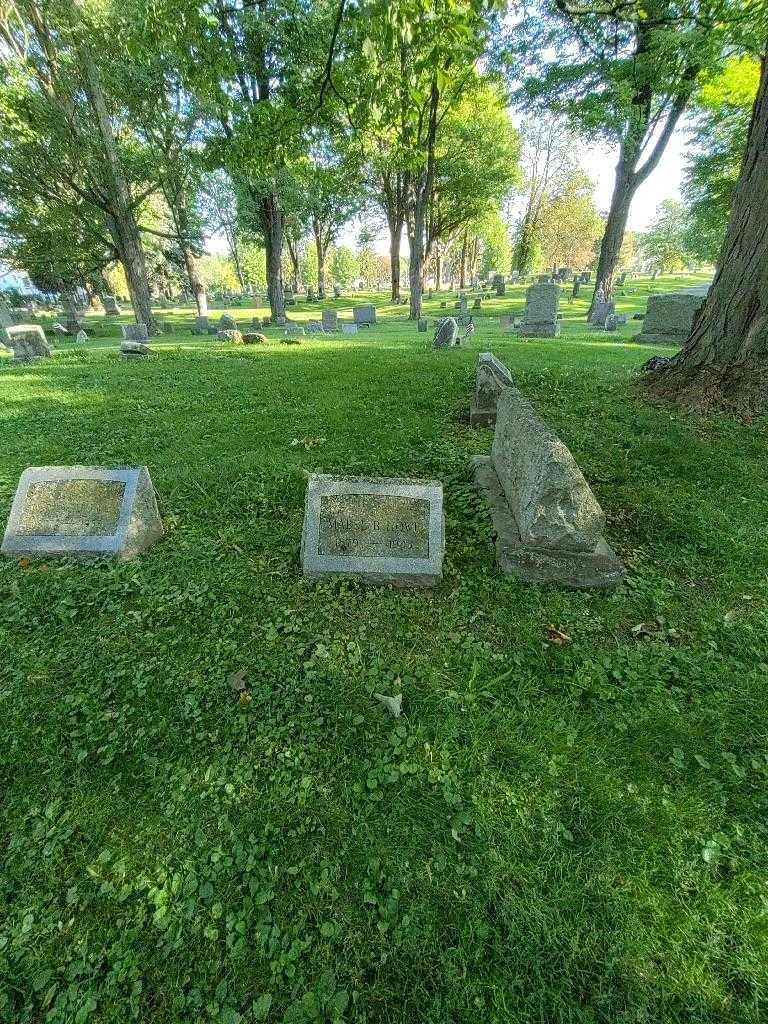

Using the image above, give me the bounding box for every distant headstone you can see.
[470,352,514,427]
[121,340,150,358]
[499,315,514,332]
[472,388,624,590]
[433,317,459,348]
[537,274,551,284]
[322,310,338,331]
[341,323,358,335]
[580,272,592,284]
[192,316,209,335]
[457,295,468,312]
[617,272,627,287]
[284,289,296,306]
[218,313,237,331]
[218,329,244,344]
[492,274,505,297]
[121,323,149,342]
[102,295,121,315]
[418,317,428,332]
[2,466,163,561]
[352,304,376,327]
[3,325,52,361]
[307,287,316,301]
[636,293,705,344]
[284,325,305,337]
[571,280,581,299]
[558,267,573,282]
[301,474,444,587]
[305,320,324,334]
[520,281,560,338]
[75,330,88,344]
[333,284,342,298]
[473,297,482,309]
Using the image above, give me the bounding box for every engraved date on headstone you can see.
[318,493,430,559]
[17,479,126,537]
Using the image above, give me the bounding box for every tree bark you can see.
[263,193,285,319]
[435,246,442,290]
[81,51,158,333]
[313,218,327,298]
[388,214,403,302]
[590,155,634,306]
[408,78,439,320]
[648,54,768,416]
[285,233,300,292]
[459,228,468,289]
[183,246,208,317]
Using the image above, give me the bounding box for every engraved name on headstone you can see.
[2,466,163,560]
[301,475,443,587]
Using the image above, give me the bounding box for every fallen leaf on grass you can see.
[228,669,248,692]
[374,693,403,717]
[545,625,572,646]
[290,436,327,451]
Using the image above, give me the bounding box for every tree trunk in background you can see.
[183,246,208,316]
[648,54,768,416]
[285,234,300,292]
[459,229,468,289]
[408,79,439,320]
[82,51,158,333]
[435,246,442,290]
[263,193,285,320]
[386,209,404,302]
[589,155,634,314]
[313,220,327,298]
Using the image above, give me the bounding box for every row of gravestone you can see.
[0,350,624,591]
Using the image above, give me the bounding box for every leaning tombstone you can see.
[636,293,705,344]
[471,387,624,590]
[352,304,377,327]
[321,309,338,331]
[4,325,52,362]
[301,474,444,587]
[121,323,149,342]
[470,352,514,427]
[520,281,560,338]
[433,317,459,348]
[2,465,163,561]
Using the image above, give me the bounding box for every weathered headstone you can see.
[102,295,122,315]
[457,295,468,312]
[571,280,581,299]
[321,310,338,331]
[470,352,514,427]
[341,323,358,335]
[3,325,52,361]
[218,313,237,331]
[636,293,705,344]
[473,297,482,309]
[471,387,624,589]
[333,284,342,298]
[121,340,150,358]
[192,316,209,335]
[75,330,88,344]
[121,323,149,342]
[2,466,163,560]
[301,474,444,587]
[499,315,514,332]
[493,274,506,297]
[218,329,244,344]
[433,317,459,348]
[558,267,573,282]
[580,272,592,284]
[305,320,324,334]
[520,281,560,338]
[418,317,428,332]
[352,304,376,327]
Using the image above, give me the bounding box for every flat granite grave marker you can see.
[301,475,444,587]
[520,281,560,338]
[2,466,163,560]
[470,352,514,427]
[471,387,624,590]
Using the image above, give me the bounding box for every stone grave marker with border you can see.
[301,474,444,587]
[352,305,377,327]
[2,466,163,560]
[520,281,560,338]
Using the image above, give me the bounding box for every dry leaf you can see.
[228,669,248,692]
[545,625,572,646]
[374,693,403,717]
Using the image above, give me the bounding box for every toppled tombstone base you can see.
[472,456,624,590]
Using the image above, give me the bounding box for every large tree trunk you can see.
[589,156,634,314]
[82,51,158,333]
[459,228,468,289]
[648,54,768,416]
[263,193,285,320]
[409,79,439,320]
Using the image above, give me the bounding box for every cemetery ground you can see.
[2,275,768,1023]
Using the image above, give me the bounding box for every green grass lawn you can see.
[2,274,768,1024]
